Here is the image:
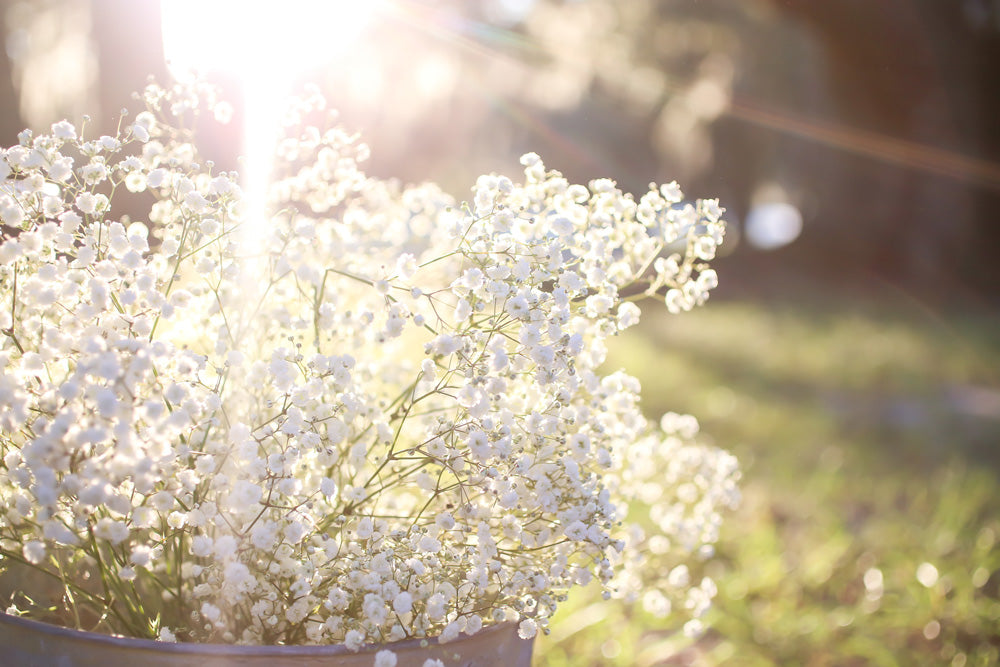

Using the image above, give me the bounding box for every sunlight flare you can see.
[161,1,377,244]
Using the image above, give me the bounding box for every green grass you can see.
[537,297,1000,666]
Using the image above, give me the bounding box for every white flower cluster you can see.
[0,80,738,650]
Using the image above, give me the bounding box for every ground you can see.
[538,291,1000,666]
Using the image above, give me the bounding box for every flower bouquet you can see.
[0,80,739,662]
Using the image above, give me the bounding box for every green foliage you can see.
[538,298,1000,666]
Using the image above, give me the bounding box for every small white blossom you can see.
[395,253,418,280]
[130,545,153,568]
[51,120,77,140]
[374,649,397,667]
[344,629,365,651]
[75,192,98,214]
[418,535,441,554]
[23,541,46,565]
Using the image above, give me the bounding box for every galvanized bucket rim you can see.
[0,610,514,657]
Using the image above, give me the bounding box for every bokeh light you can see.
[745,201,803,250]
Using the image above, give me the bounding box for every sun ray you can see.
[161,0,378,245]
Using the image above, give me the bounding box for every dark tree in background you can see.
[752,0,1000,297]
[89,0,167,135]
[0,1,21,143]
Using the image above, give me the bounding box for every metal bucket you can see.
[0,612,534,666]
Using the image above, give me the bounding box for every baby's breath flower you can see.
[51,120,76,140]
[0,79,736,649]
[517,618,537,640]
[374,649,397,667]
[22,541,46,565]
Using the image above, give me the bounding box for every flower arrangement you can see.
[0,79,739,656]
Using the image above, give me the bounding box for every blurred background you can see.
[2,0,998,664]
